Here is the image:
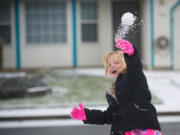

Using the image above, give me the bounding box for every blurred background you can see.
[0,0,180,135]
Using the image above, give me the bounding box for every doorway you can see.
[112,0,141,56]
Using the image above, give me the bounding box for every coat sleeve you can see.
[83,106,113,125]
[123,45,152,102]
[123,45,142,73]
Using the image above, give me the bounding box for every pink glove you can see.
[70,103,87,120]
[115,39,134,55]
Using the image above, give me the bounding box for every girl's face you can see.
[107,55,122,80]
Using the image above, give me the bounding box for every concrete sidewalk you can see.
[0,69,180,121]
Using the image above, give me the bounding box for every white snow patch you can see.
[28,86,51,93]
[0,72,26,78]
[52,87,69,95]
[0,119,83,128]
[0,108,71,118]
[158,116,180,123]
[1,116,180,128]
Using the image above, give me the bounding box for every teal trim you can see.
[14,0,21,69]
[72,0,77,68]
[170,0,180,70]
[150,0,155,68]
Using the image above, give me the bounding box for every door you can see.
[112,0,141,57]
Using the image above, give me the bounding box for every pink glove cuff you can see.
[115,39,134,55]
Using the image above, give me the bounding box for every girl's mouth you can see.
[112,70,118,74]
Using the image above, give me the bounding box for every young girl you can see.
[70,39,162,135]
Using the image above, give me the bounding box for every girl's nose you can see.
[111,63,115,67]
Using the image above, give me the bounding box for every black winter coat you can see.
[83,47,161,135]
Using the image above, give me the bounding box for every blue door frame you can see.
[150,0,155,68]
[15,0,21,69]
[72,0,77,68]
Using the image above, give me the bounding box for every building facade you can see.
[0,0,180,70]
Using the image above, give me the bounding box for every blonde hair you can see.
[104,51,127,80]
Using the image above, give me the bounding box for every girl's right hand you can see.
[115,39,134,55]
[70,103,87,120]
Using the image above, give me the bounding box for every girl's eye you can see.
[115,61,120,64]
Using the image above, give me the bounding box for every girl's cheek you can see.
[117,63,121,68]
[107,69,113,77]
[107,67,111,73]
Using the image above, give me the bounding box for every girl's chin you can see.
[113,75,118,79]
[112,73,119,79]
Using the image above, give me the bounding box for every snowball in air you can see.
[121,12,135,26]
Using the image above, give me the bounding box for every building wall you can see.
[174,1,180,70]
[99,0,113,63]
[2,0,113,69]
[153,0,171,68]
[141,0,151,69]
[3,0,16,69]
[2,0,180,70]
[141,0,180,70]
[76,0,112,67]
[154,0,180,69]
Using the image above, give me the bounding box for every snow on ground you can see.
[1,69,180,127]
[0,72,26,78]
[144,71,180,112]
[73,68,105,77]
[1,68,180,112]
[1,116,180,128]
[0,119,83,128]
[73,69,180,112]
[0,106,106,118]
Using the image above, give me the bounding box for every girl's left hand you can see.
[115,39,134,55]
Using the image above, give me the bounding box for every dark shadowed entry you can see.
[112,0,141,57]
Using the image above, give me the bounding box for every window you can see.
[25,1,67,44]
[0,3,11,44]
[80,1,98,42]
